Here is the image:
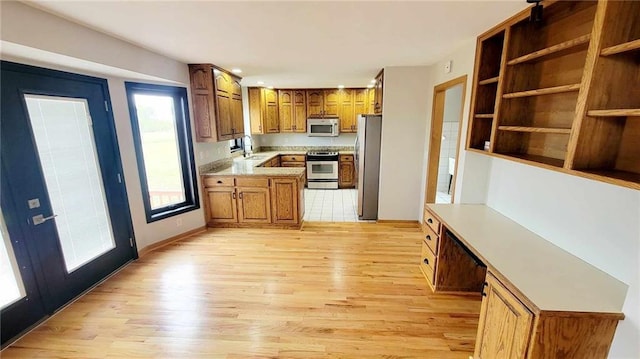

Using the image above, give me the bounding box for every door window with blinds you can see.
[125,82,198,222]
[0,212,24,309]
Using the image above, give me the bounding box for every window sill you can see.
[146,203,199,223]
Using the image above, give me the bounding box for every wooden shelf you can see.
[475,114,495,119]
[503,84,581,99]
[498,126,572,134]
[499,153,566,168]
[508,34,591,66]
[601,39,640,57]
[478,76,499,85]
[576,169,640,190]
[587,109,640,117]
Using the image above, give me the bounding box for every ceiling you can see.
[25,1,528,88]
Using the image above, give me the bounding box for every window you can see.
[125,82,199,222]
[230,138,243,152]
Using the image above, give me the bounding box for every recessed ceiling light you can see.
[338,85,345,89]
[257,81,264,85]
[267,86,274,89]
[370,79,376,83]
[367,84,374,88]
[231,68,242,74]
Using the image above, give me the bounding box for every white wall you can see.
[1,2,232,251]
[256,133,356,148]
[378,66,431,220]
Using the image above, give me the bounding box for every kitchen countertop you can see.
[202,151,306,177]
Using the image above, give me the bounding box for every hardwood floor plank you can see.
[2,223,481,358]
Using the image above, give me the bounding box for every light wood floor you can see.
[2,222,482,358]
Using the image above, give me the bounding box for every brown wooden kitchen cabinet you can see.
[203,173,305,228]
[367,86,376,114]
[338,89,367,133]
[278,90,307,133]
[248,87,279,134]
[307,89,340,117]
[188,64,245,142]
[338,154,355,188]
[323,89,339,116]
[373,69,384,115]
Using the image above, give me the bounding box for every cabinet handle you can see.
[481,292,487,297]
[239,192,243,199]
[423,258,429,265]
[232,192,236,199]
[427,218,433,224]
[426,235,431,241]
[217,180,223,184]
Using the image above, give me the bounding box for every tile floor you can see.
[435,191,452,204]
[303,189,359,222]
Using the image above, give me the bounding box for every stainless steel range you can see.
[306,151,339,189]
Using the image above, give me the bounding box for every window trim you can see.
[124,82,199,223]
[230,138,243,153]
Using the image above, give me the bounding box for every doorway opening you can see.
[425,76,467,204]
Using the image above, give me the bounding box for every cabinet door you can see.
[306,90,324,117]
[374,71,384,115]
[214,71,234,140]
[367,87,376,114]
[237,187,271,223]
[324,89,339,116]
[338,89,355,133]
[339,161,354,188]
[188,64,216,142]
[230,77,244,138]
[270,178,299,224]
[264,89,279,133]
[278,90,293,133]
[206,187,237,223]
[475,274,533,359]
[248,87,264,135]
[292,90,307,132]
[352,88,367,131]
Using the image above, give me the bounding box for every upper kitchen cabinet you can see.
[367,87,376,114]
[248,87,280,134]
[279,90,307,133]
[323,89,339,116]
[306,90,324,117]
[465,0,640,190]
[373,69,384,115]
[188,64,244,142]
[338,88,367,133]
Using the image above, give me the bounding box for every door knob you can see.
[32,214,58,225]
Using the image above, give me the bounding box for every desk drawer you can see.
[424,209,441,234]
[204,177,234,187]
[423,224,439,255]
[420,241,437,284]
[281,154,306,162]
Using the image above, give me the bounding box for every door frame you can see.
[425,75,467,204]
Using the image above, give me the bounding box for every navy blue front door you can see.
[1,61,136,346]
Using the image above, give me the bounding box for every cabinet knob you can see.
[426,235,431,241]
[427,218,433,224]
[481,292,487,297]
[217,180,223,184]
[423,258,429,265]
[232,192,236,199]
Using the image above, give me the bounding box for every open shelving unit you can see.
[466,0,639,189]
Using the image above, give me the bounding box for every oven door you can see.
[306,161,338,179]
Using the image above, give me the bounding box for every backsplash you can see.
[255,133,356,147]
[260,146,354,152]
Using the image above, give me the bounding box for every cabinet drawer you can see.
[420,241,437,284]
[281,154,306,162]
[203,177,234,187]
[235,177,269,187]
[424,209,441,234]
[339,154,354,162]
[281,162,306,167]
[423,224,439,255]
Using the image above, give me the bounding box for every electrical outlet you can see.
[176,218,183,227]
[444,60,452,73]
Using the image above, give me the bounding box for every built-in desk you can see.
[421,204,627,359]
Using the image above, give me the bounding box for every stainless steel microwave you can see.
[307,118,339,137]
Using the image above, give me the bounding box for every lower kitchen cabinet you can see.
[203,174,304,228]
[205,186,237,223]
[475,273,533,359]
[237,187,271,223]
[338,154,355,188]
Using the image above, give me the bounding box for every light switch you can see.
[28,198,40,209]
[444,60,452,74]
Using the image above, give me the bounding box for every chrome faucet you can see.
[243,135,253,158]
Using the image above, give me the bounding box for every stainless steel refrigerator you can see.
[355,114,382,220]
